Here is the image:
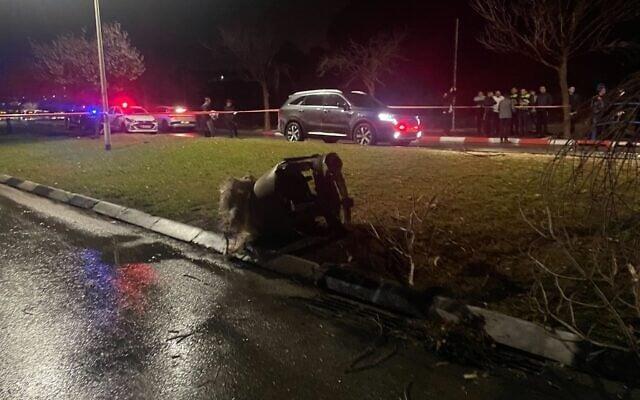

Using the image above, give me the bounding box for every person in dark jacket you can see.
[535,86,553,136]
[568,86,581,136]
[200,97,216,137]
[441,87,456,135]
[509,87,519,135]
[473,91,486,135]
[482,91,496,137]
[517,88,532,135]
[223,98,238,138]
[591,84,606,140]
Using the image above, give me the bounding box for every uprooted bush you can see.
[526,73,640,357]
[334,195,442,288]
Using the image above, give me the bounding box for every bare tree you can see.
[31,22,145,93]
[318,33,404,96]
[525,73,640,357]
[217,25,285,131]
[471,0,640,138]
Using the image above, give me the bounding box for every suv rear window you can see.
[289,96,306,105]
[302,95,325,106]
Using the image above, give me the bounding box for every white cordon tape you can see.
[0,111,96,118]
[0,105,569,119]
[388,105,568,110]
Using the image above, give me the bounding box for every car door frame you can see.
[321,94,352,137]
[109,106,124,130]
[299,94,326,134]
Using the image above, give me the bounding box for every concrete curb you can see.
[418,136,633,148]
[0,173,626,373]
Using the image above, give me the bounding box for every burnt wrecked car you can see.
[219,153,353,251]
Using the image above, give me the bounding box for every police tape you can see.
[0,111,96,118]
[388,105,568,110]
[0,105,569,119]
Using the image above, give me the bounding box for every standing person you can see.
[201,97,215,137]
[473,91,486,135]
[591,84,606,140]
[441,87,456,135]
[535,86,553,136]
[568,86,581,137]
[529,90,537,135]
[498,93,513,143]
[482,91,496,137]
[517,88,532,135]
[509,87,519,136]
[223,98,238,138]
[492,90,504,136]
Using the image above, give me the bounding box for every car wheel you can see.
[285,121,303,142]
[322,138,339,144]
[160,120,170,132]
[353,122,376,146]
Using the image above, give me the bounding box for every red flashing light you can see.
[396,123,407,131]
[122,102,129,109]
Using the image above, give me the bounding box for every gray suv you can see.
[278,89,422,146]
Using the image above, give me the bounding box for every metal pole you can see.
[94,0,111,151]
[452,18,459,132]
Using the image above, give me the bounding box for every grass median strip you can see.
[0,134,550,316]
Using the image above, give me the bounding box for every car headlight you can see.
[378,112,397,124]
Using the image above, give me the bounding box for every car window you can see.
[125,106,148,115]
[344,92,385,108]
[324,95,348,108]
[302,95,325,106]
[289,96,306,106]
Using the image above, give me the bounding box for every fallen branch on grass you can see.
[346,343,398,373]
[167,331,196,344]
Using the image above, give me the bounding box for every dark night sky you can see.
[1,0,638,106]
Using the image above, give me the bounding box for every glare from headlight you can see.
[378,112,397,124]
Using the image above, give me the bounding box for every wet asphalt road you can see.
[0,185,636,399]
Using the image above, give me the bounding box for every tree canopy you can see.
[31,22,145,93]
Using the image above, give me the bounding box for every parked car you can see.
[278,89,422,146]
[64,104,101,133]
[108,105,158,133]
[151,105,196,132]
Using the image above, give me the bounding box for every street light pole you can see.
[93,0,111,151]
[451,18,460,132]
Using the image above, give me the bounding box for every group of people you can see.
[473,86,562,142]
[198,97,239,138]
